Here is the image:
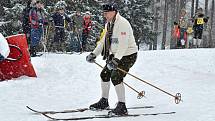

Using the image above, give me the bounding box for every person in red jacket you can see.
[29,0,48,57]
[82,12,92,52]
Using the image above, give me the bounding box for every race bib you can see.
[197,18,204,25]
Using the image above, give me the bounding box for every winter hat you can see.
[56,5,65,11]
[36,0,42,4]
[102,2,118,12]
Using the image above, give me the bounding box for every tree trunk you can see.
[153,0,159,50]
[161,0,169,49]
[180,0,186,10]
[0,4,4,17]
[205,0,209,30]
[195,0,199,14]
[205,0,209,16]
[191,0,195,17]
[170,0,177,49]
[209,0,215,48]
[176,0,180,20]
[203,0,209,47]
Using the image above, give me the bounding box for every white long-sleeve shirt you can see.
[93,12,138,60]
[0,33,10,58]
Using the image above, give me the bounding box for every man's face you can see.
[31,0,36,5]
[181,11,186,16]
[59,9,64,14]
[36,3,42,8]
[103,11,116,22]
[76,11,81,16]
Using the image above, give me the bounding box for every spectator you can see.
[51,6,72,52]
[192,8,209,48]
[29,0,48,57]
[82,11,92,52]
[174,9,188,48]
[71,9,84,52]
[21,0,36,46]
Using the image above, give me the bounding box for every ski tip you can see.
[26,106,30,110]
[42,113,55,120]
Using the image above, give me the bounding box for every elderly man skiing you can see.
[86,3,138,115]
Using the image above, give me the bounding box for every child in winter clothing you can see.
[186,19,194,48]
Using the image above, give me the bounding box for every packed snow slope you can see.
[0,48,215,121]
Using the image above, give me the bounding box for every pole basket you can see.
[175,93,182,104]
[137,91,145,99]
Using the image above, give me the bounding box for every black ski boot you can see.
[30,46,37,57]
[89,97,109,110]
[110,102,128,115]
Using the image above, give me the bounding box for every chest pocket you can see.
[197,18,204,25]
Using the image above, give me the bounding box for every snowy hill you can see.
[0,49,215,121]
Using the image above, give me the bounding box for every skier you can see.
[29,0,48,57]
[86,3,138,115]
[192,8,209,48]
[51,6,72,52]
[0,33,10,61]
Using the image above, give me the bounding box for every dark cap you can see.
[102,3,117,12]
[36,0,42,4]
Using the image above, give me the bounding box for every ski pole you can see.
[94,62,182,104]
[94,62,145,99]
[123,82,145,99]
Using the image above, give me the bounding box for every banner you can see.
[0,34,37,81]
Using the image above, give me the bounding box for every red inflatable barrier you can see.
[0,34,37,81]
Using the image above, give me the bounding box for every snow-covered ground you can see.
[0,49,215,121]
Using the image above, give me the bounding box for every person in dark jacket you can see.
[51,6,72,52]
[192,8,208,48]
[70,9,83,52]
[29,0,47,57]
[21,0,36,45]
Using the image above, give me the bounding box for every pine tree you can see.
[115,0,155,49]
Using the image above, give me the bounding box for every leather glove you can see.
[86,53,96,63]
[107,58,120,70]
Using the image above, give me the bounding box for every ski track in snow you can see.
[0,49,215,121]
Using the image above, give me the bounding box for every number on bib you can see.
[197,18,204,25]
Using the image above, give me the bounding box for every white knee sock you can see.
[193,38,197,46]
[101,81,110,99]
[197,39,202,47]
[115,83,125,103]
